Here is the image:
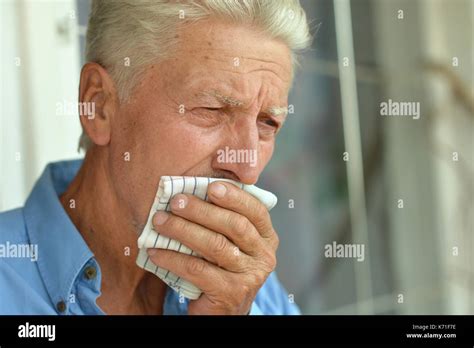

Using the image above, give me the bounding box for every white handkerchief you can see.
[136,176,277,300]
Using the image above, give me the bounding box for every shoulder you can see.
[0,208,28,244]
[0,208,54,314]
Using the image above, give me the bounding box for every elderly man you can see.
[0,0,310,315]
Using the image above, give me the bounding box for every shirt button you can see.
[84,266,97,280]
[56,300,66,313]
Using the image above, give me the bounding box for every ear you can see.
[78,62,118,147]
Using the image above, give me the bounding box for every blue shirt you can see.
[0,160,300,315]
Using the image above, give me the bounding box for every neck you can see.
[59,148,167,314]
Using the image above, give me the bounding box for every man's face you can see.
[107,19,292,229]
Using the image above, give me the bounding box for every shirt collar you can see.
[24,159,96,310]
[23,159,191,315]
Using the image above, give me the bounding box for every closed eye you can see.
[263,119,279,127]
[202,107,221,111]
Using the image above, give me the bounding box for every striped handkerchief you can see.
[136,176,278,300]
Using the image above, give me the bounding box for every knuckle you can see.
[210,233,228,255]
[237,230,255,250]
[242,197,253,211]
[227,215,256,246]
[185,258,206,275]
[260,249,277,272]
[273,232,280,249]
[268,254,277,270]
[234,254,246,270]
[247,271,267,289]
[232,248,247,268]
[254,206,270,229]
[230,215,251,233]
[255,204,268,220]
[239,283,253,299]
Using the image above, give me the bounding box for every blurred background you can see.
[1,0,473,314]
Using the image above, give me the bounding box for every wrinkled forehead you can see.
[178,19,292,76]
[158,19,293,109]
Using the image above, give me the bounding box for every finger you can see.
[207,181,277,242]
[153,211,250,272]
[168,194,265,256]
[146,248,229,294]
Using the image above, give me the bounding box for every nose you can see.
[212,119,262,185]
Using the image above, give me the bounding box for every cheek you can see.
[159,122,223,164]
[134,113,222,175]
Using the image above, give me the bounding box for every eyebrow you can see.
[207,90,243,107]
[202,90,288,117]
[267,106,288,117]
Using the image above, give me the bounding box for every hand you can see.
[146,181,279,314]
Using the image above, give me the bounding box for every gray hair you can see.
[79,0,312,152]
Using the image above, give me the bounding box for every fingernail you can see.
[210,183,227,198]
[154,211,169,225]
[147,249,158,256]
[171,194,187,210]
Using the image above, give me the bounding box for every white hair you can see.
[79,0,312,152]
